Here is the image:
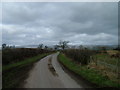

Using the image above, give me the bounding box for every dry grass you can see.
[107,50,119,55]
[88,62,119,83]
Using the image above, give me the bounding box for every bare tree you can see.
[79,45,84,50]
[59,40,69,50]
[44,45,48,50]
[2,44,7,49]
[38,44,43,49]
[54,45,59,50]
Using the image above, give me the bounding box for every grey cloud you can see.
[2,2,118,46]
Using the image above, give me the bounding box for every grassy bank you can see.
[92,53,119,66]
[3,53,52,88]
[90,53,119,83]
[58,53,120,88]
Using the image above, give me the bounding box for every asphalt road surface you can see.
[24,52,83,88]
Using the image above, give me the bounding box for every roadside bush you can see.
[63,49,97,65]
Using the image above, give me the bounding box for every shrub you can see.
[2,48,53,65]
[63,49,96,65]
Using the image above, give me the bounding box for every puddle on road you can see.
[48,57,58,77]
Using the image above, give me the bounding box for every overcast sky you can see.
[1,2,118,46]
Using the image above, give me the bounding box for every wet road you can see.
[24,52,82,88]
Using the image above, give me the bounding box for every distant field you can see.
[90,52,119,83]
[92,53,119,66]
[107,50,119,55]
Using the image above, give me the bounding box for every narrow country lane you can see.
[24,52,82,88]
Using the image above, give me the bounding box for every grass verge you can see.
[2,53,52,88]
[58,53,120,88]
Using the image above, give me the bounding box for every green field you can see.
[92,54,119,66]
[58,53,120,88]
